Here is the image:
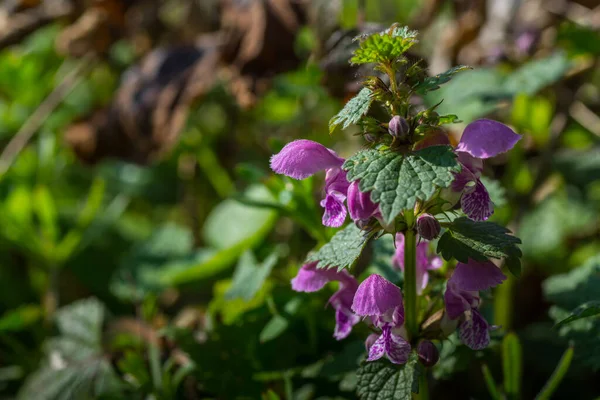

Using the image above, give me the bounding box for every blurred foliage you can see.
[0,0,599,399]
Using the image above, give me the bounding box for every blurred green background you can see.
[0,0,598,399]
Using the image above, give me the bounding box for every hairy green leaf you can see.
[554,301,600,329]
[343,146,460,224]
[504,52,570,96]
[437,217,522,276]
[351,26,418,65]
[18,298,121,400]
[544,256,600,370]
[438,114,462,125]
[329,88,373,133]
[356,354,419,400]
[226,250,278,301]
[306,223,368,271]
[412,65,471,94]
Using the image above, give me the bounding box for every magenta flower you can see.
[291,262,348,292]
[347,181,379,222]
[329,279,360,340]
[271,140,350,227]
[351,274,403,317]
[444,260,505,350]
[450,259,506,291]
[393,233,442,293]
[290,262,359,340]
[452,119,521,221]
[367,324,411,364]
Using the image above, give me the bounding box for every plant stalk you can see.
[404,210,418,340]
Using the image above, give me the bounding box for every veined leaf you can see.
[343,146,460,224]
[329,88,373,133]
[351,26,418,65]
[356,354,419,400]
[437,217,522,276]
[306,223,368,271]
[412,65,471,94]
[554,301,600,329]
[18,298,122,400]
[225,250,279,301]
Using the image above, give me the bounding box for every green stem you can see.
[416,370,429,400]
[404,210,418,340]
[481,364,501,400]
[494,273,514,330]
[536,346,574,400]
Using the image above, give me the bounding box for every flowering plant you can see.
[271,25,522,397]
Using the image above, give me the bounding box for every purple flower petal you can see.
[334,307,360,340]
[329,278,359,309]
[392,305,405,327]
[291,263,354,292]
[365,333,379,351]
[368,326,411,365]
[352,274,403,317]
[459,309,490,350]
[456,119,521,159]
[386,330,411,364]
[325,168,350,195]
[347,181,378,221]
[451,166,477,193]
[457,152,483,175]
[461,179,493,221]
[444,281,481,320]
[392,233,405,269]
[320,192,347,227]
[270,140,344,179]
[451,259,507,291]
[366,332,386,362]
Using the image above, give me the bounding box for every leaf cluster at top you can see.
[351,26,418,65]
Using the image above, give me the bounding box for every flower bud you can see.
[416,213,441,240]
[417,340,439,367]
[364,133,377,143]
[388,116,409,139]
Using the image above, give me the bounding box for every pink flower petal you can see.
[352,274,403,317]
[459,309,490,350]
[461,179,493,221]
[270,140,344,179]
[451,259,506,291]
[456,119,521,159]
[291,262,343,292]
[320,193,347,227]
[347,181,378,221]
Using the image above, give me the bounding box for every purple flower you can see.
[351,274,403,317]
[393,233,442,293]
[443,260,505,350]
[347,181,379,222]
[458,309,491,350]
[367,324,411,364]
[270,140,350,227]
[452,119,521,221]
[330,279,360,340]
[291,262,348,292]
[456,119,521,159]
[291,262,360,340]
[450,259,506,291]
